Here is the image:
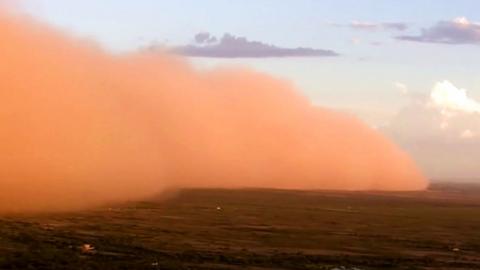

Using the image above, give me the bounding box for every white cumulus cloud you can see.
[429,80,480,114]
[383,80,480,179]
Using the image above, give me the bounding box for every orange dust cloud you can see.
[0,12,427,213]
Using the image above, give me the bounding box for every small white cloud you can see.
[453,17,470,26]
[429,80,480,114]
[393,81,408,95]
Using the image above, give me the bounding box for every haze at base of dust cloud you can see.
[0,12,427,213]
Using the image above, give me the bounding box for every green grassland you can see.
[1,185,480,269]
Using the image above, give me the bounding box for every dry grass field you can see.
[1,184,480,269]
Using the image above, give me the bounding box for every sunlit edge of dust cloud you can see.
[0,10,428,213]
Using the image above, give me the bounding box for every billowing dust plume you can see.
[0,13,427,213]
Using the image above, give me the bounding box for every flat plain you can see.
[1,183,479,269]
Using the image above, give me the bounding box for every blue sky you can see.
[18,1,480,50]
[18,1,480,120]
[15,0,480,179]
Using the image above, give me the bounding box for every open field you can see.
[1,185,480,269]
